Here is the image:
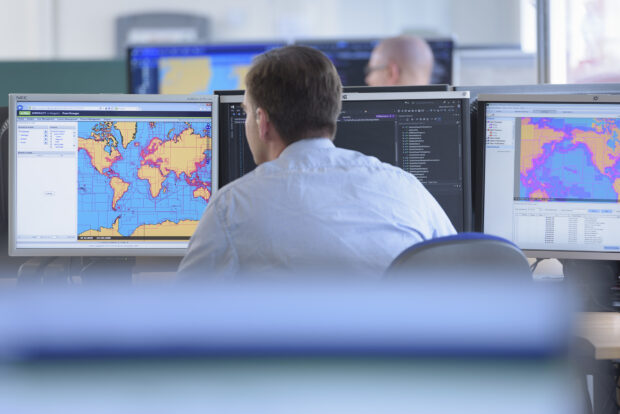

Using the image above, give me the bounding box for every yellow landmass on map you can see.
[92,121,118,148]
[78,137,122,174]
[520,119,565,175]
[521,118,620,180]
[613,179,620,201]
[110,177,130,210]
[137,164,166,198]
[114,121,137,149]
[193,187,211,201]
[130,219,199,238]
[79,217,122,238]
[233,65,251,89]
[529,189,549,200]
[138,128,211,198]
[572,125,620,176]
[159,57,212,94]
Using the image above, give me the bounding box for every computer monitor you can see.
[336,90,471,231]
[215,86,451,188]
[217,89,471,231]
[127,42,285,95]
[215,91,255,188]
[9,94,218,256]
[479,94,620,260]
[455,83,620,230]
[295,38,454,86]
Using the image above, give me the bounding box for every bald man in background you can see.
[365,35,434,86]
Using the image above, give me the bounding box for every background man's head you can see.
[244,45,342,162]
[365,35,434,87]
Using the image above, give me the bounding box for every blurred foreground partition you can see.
[0,276,581,414]
[0,60,126,106]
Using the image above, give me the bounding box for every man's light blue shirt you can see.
[178,138,456,278]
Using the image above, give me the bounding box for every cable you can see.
[530,258,544,272]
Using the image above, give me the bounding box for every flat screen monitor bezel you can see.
[477,93,620,260]
[126,42,287,94]
[455,83,620,104]
[215,86,452,97]
[343,85,451,93]
[9,93,219,257]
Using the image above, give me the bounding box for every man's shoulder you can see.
[303,145,415,177]
[338,149,420,182]
[216,168,263,198]
[216,145,422,194]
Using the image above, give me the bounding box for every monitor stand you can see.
[79,257,135,284]
[17,257,63,285]
[560,259,620,312]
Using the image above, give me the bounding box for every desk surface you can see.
[580,312,620,359]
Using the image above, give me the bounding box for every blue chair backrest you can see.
[385,232,532,280]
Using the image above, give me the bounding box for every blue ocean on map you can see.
[521,142,616,200]
[77,121,212,237]
[520,114,620,202]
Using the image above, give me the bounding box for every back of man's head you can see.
[366,35,434,86]
[245,46,343,144]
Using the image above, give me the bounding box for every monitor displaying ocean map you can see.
[9,94,218,256]
[128,43,285,95]
[481,94,620,259]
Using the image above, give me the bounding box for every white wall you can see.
[0,0,523,60]
[0,1,57,59]
[451,0,522,45]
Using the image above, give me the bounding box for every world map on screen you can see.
[77,120,213,240]
[519,117,620,202]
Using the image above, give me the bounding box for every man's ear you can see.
[387,62,400,84]
[255,107,271,141]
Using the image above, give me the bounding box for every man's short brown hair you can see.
[245,45,342,144]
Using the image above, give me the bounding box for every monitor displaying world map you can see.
[10,94,218,256]
[128,43,284,94]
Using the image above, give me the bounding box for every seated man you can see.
[365,35,434,86]
[178,46,454,278]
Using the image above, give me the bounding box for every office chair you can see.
[385,232,532,280]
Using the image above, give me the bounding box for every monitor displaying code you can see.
[217,91,470,231]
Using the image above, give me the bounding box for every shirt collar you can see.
[278,137,335,159]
